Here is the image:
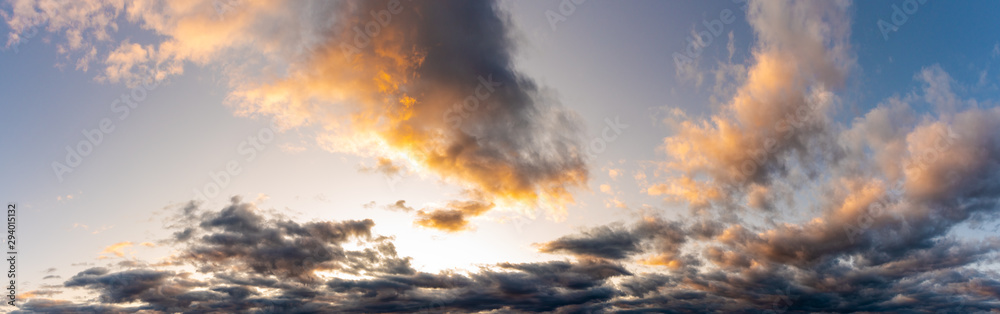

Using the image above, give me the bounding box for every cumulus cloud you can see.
[651,0,852,211]
[21,198,1000,313]
[257,0,589,219]
[177,197,412,282]
[414,200,494,232]
[626,67,1000,313]
[645,0,1000,278]
[18,199,638,313]
[628,1,1000,311]
[537,215,1000,312]
[2,0,588,227]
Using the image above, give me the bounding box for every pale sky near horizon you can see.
[2,0,1000,312]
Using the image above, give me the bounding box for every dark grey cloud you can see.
[325,260,629,313]
[17,198,1000,313]
[537,224,641,259]
[176,198,410,283]
[20,200,630,313]
[537,218,694,268]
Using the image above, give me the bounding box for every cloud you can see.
[414,200,494,232]
[370,199,415,213]
[608,168,621,179]
[537,217,698,269]
[602,70,1000,314]
[540,219,1000,312]
[643,4,1000,308]
[2,0,589,227]
[64,268,176,304]
[326,259,630,313]
[651,0,852,211]
[18,196,1000,312]
[599,184,612,194]
[359,157,404,177]
[261,0,589,220]
[537,224,642,260]
[0,0,120,69]
[20,199,634,313]
[99,241,134,258]
[541,63,1000,308]
[17,290,60,299]
[99,40,154,84]
[179,198,411,282]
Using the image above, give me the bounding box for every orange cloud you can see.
[639,254,685,270]
[652,0,852,211]
[100,241,134,258]
[414,200,494,232]
[219,1,588,222]
[5,1,590,227]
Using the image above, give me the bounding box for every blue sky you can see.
[2,0,1000,312]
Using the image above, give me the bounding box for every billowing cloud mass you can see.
[225,1,589,220]
[19,197,1000,313]
[648,0,1000,276]
[2,0,588,229]
[651,0,852,211]
[626,0,1000,312]
[18,199,637,313]
[536,219,1000,312]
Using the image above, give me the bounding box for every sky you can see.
[1,0,999,312]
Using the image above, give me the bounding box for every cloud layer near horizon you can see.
[19,198,1000,313]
